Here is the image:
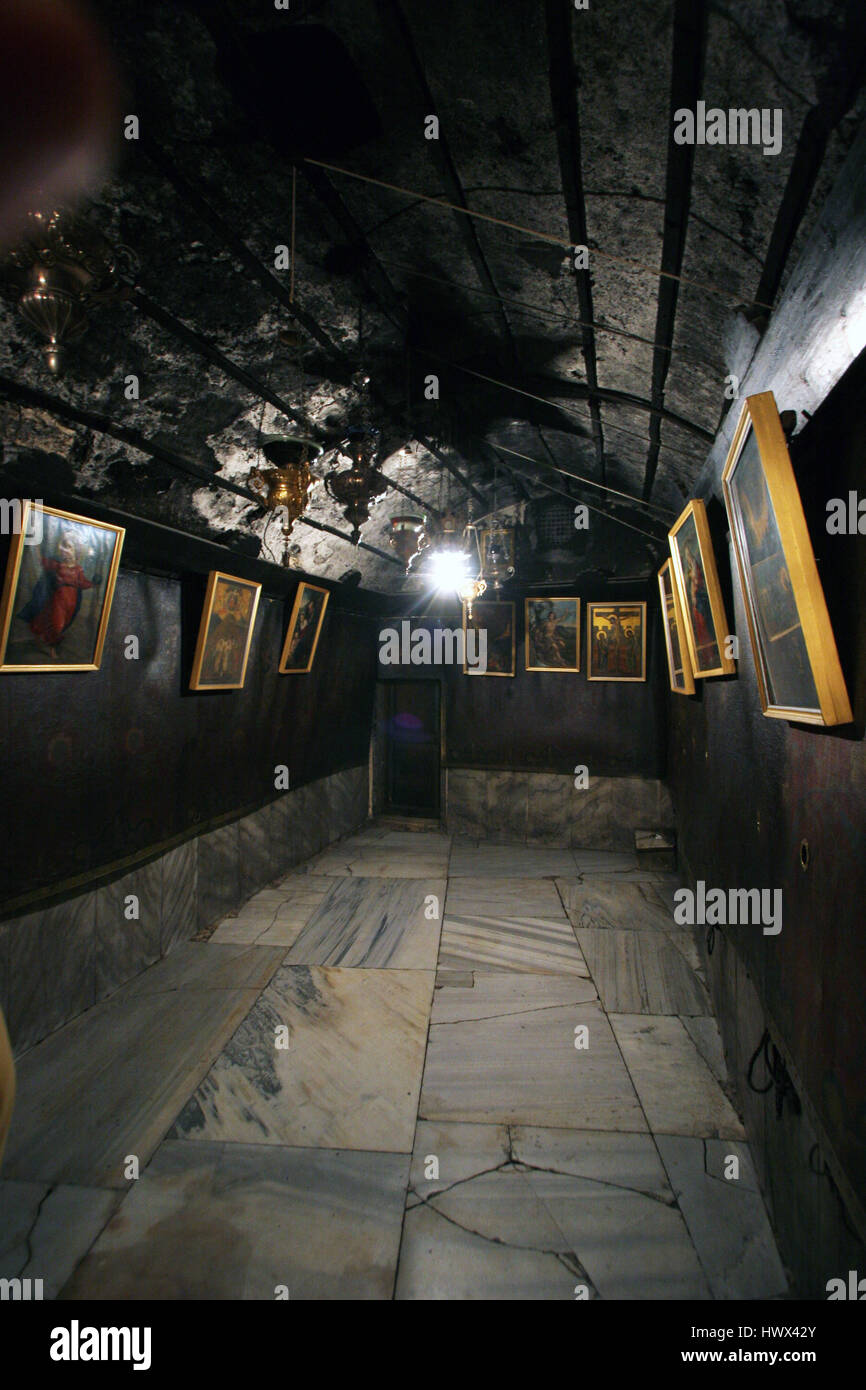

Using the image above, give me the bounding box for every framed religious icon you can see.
[525,597,580,672]
[279,581,329,674]
[587,602,646,681]
[190,571,261,690]
[0,501,124,672]
[721,391,851,725]
[463,599,515,676]
[657,559,695,695]
[668,499,736,678]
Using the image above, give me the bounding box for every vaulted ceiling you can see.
[1,0,865,594]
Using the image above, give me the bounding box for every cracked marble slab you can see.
[283,876,446,969]
[576,928,710,1015]
[420,976,646,1132]
[210,883,330,947]
[0,1181,121,1300]
[61,1140,409,1301]
[169,965,434,1153]
[439,912,590,976]
[609,1014,746,1139]
[396,1121,709,1300]
[655,1136,788,1299]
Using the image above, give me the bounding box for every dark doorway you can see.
[382,680,441,819]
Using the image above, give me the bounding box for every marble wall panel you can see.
[446,769,674,851]
[525,773,574,845]
[3,767,367,1056]
[4,892,97,1056]
[94,862,163,1002]
[268,793,302,877]
[196,821,242,931]
[485,772,528,843]
[239,805,275,902]
[445,769,486,839]
[160,841,197,954]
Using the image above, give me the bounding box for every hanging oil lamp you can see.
[6,208,128,374]
[389,513,427,572]
[480,520,516,591]
[325,427,388,541]
[249,436,322,566]
[250,436,322,524]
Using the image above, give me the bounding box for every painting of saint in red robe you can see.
[0,504,124,671]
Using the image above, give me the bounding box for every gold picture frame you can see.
[525,597,580,672]
[657,559,695,695]
[462,599,515,676]
[279,581,329,674]
[189,570,261,690]
[668,498,736,678]
[721,391,851,726]
[0,501,124,672]
[586,601,646,681]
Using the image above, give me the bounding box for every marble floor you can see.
[0,826,788,1300]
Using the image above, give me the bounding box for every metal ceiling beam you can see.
[374,0,519,366]
[136,137,438,517]
[130,288,323,440]
[0,372,403,567]
[642,0,708,501]
[544,0,606,483]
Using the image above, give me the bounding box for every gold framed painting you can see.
[0,501,124,672]
[657,559,695,695]
[587,602,646,681]
[668,498,736,678]
[189,570,261,690]
[463,599,515,676]
[279,581,329,674]
[525,597,580,672]
[721,391,851,726]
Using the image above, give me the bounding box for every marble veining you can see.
[170,965,434,1153]
[421,976,645,1132]
[61,1140,408,1301]
[439,911,590,976]
[655,1136,788,1298]
[397,1121,709,1300]
[284,877,446,969]
[0,1180,120,1300]
[609,1014,746,1139]
[576,927,710,1016]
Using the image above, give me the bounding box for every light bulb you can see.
[429,548,471,591]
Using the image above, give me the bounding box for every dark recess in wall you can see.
[377,582,668,777]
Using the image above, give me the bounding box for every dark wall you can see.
[377,584,668,777]
[0,563,377,912]
[668,349,866,1221]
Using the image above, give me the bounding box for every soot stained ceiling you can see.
[1,0,864,594]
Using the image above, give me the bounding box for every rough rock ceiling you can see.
[1,0,864,595]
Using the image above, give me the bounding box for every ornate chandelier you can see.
[6,209,129,374]
[249,435,322,567]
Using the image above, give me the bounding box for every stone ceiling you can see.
[1,0,864,595]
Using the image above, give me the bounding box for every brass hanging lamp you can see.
[6,208,129,374]
[324,427,388,542]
